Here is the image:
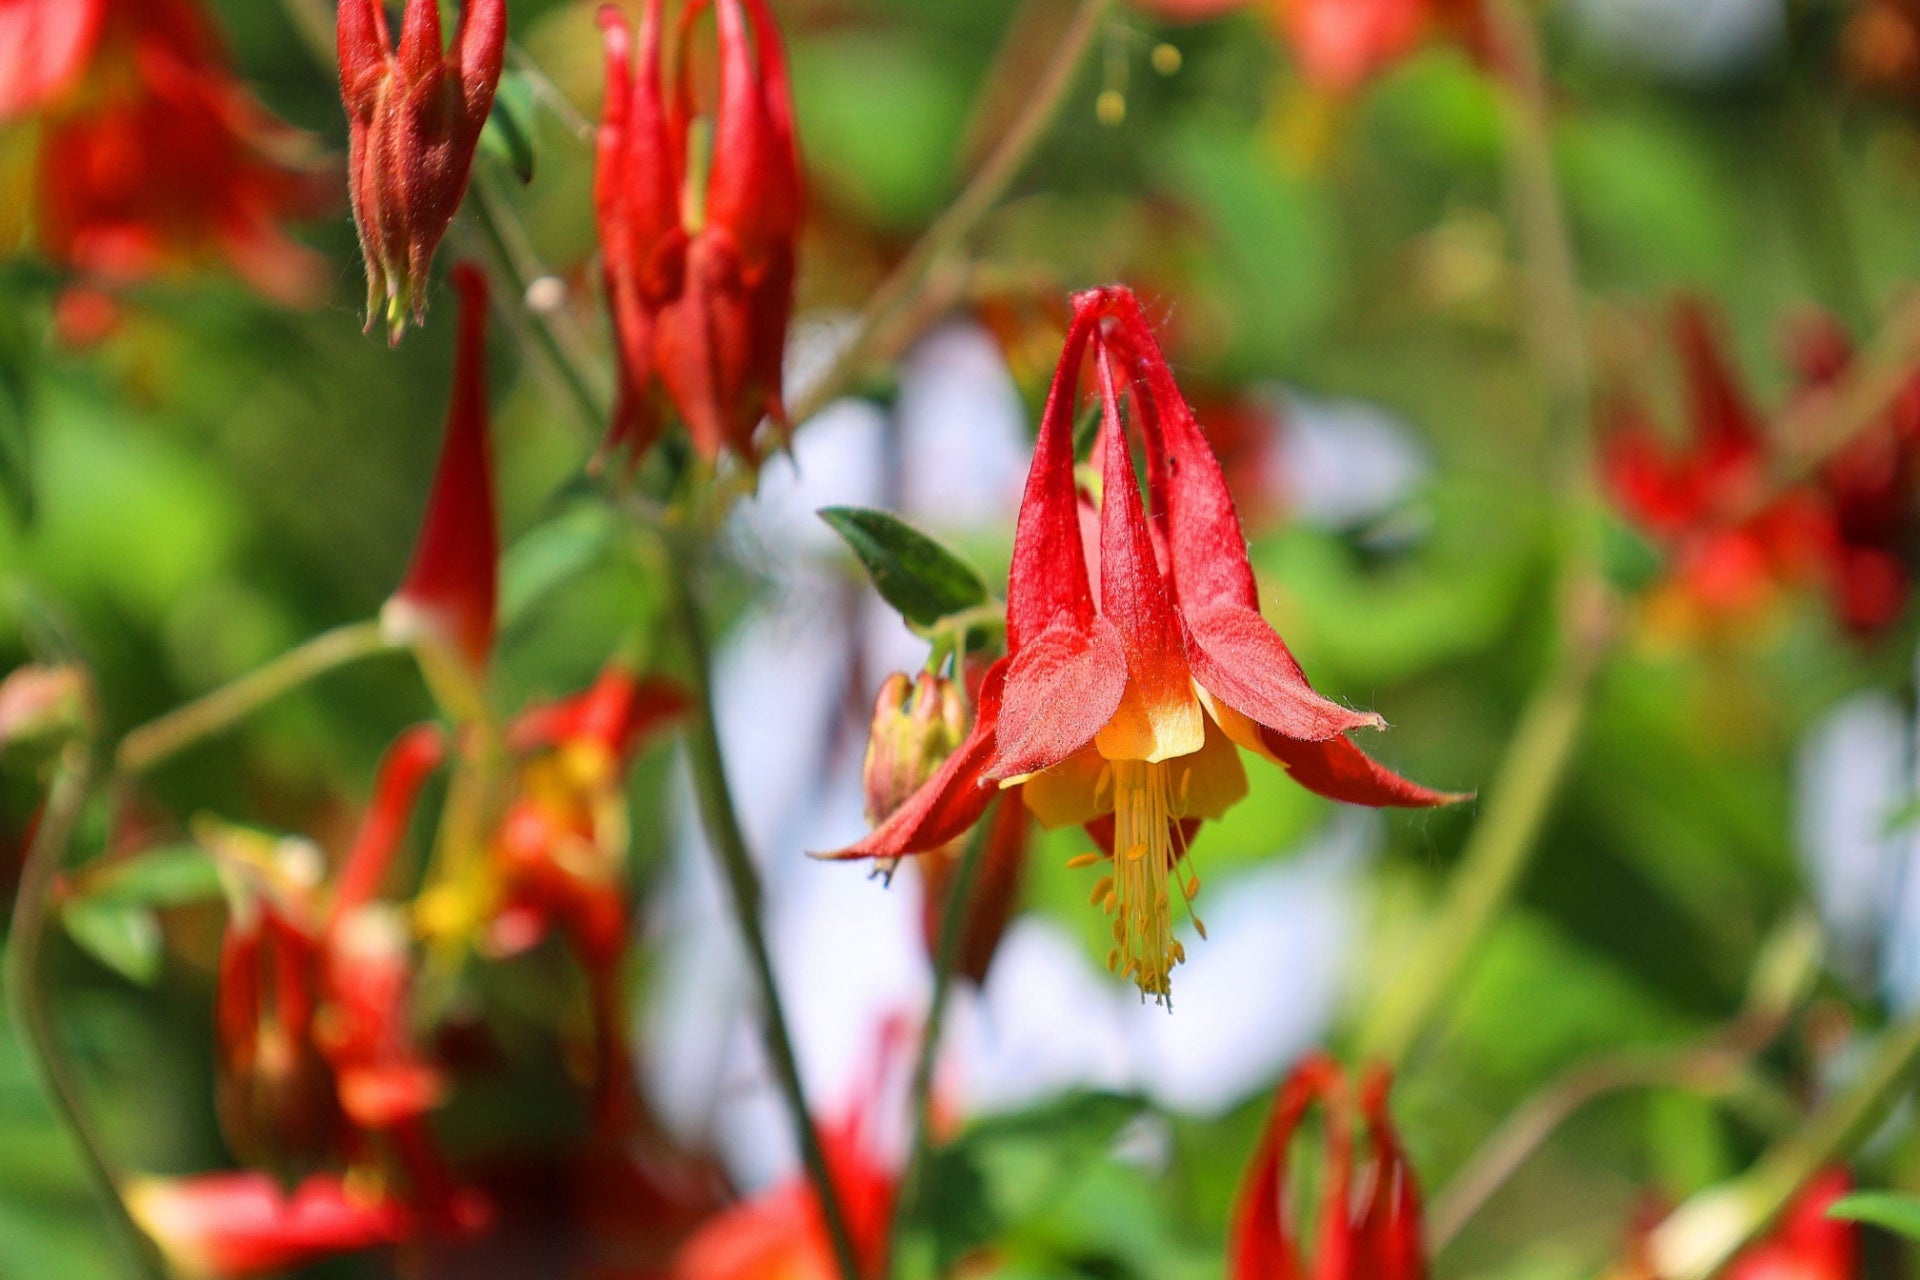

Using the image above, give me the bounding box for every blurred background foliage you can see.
[5,0,1920,1276]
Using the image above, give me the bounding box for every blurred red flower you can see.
[24,0,330,330]
[595,0,804,467]
[1231,1055,1426,1280]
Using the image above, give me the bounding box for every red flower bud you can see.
[338,0,506,343]
[385,263,500,695]
[595,0,803,467]
[862,672,968,828]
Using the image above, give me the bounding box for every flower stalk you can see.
[664,550,864,1280]
[115,619,394,777]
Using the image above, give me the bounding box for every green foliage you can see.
[819,506,994,631]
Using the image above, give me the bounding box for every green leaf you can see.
[1828,1190,1920,1240]
[59,900,161,986]
[818,506,992,629]
[502,503,618,629]
[480,72,538,185]
[72,845,222,911]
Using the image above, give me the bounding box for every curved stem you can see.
[881,809,995,1279]
[1650,1013,1920,1278]
[115,619,392,777]
[6,749,166,1279]
[665,556,865,1280]
[787,0,1113,426]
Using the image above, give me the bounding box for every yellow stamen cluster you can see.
[1072,759,1206,1005]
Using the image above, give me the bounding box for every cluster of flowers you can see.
[0,0,1892,1276]
[1601,302,1920,640]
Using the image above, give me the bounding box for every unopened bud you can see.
[0,665,90,751]
[862,672,967,826]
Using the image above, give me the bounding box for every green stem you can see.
[115,619,392,776]
[5,750,166,1279]
[1358,607,1610,1068]
[882,809,995,1280]
[786,0,1113,426]
[1650,1014,1920,1279]
[665,556,865,1280]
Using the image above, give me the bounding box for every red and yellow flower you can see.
[828,285,1459,1003]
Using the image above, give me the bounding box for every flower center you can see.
[1101,759,1203,1005]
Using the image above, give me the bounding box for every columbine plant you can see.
[830,286,1460,1003]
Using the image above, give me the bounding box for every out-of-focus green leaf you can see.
[1828,1190,1920,1240]
[480,71,539,185]
[60,901,162,987]
[502,503,618,629]
[819,506,992,630]
[71,845,221,911]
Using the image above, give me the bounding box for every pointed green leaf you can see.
[72,845,222,911]
[818,506,992,630]
[1828,1190,1920,1240]
[480,72,538,185]
[60,900,162,986]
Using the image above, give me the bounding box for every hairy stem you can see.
[115,619,392,776]
[882,810,995,1279]
[6,750,166,1279]
[665,557,864,1280]
[787,0,1113,425]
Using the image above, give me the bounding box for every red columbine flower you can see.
[384,263,500,705]
[337,0,506,343]
[595,0,804,467]
[1277,0,1483,94]
[1601,301,1835,635]
[490,663,687,1121]
[827,286,1458,1002]
[28,0,328,328]
[1231,1056,1427,1280]
[129,1172,411,1280]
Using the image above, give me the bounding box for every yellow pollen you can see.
[1066,853,1101,870]
[1107,758,1198,1005]
[1089,876,1115,906]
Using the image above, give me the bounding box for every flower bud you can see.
[0,664,91,752]
[862,672,968,828]
[338,0,506,343]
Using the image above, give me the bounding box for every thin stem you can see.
[665,555,865,1280]
[115,619,392,776]
[881,810,995,1279]
[1649,1013,1920,1279]
[6,749,166,1279]
[787,0,1113,426]
[1357,591,1613,1068]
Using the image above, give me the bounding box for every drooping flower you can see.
[826,286,1459,1003]
[1231,1055,1426,1280]
[128,1172,411,1280]
[25,0,329,327]
[383,263,500,706]
[1600,302,1836,637]
[489,662,688,1120]
[595,0,804,467]
[337,0,506,343]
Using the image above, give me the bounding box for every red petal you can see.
[453,0,507,118]
[389,263,499,673]
[705,0,802,259]
[1229,1056,1345,1280]
[330,724,447,925]
[0,0,106,119]
[1259,727,1464,809]
[1090,344,1205,762]
[130,1173,409,1280]
[396,0,444,84]
[1186,602,1382,742]
[1006,305,1101,652]
[1674,299,1763,454]
[818,663,1009,862]
[1354,1066,1429,1280]
[987,616,1129,780]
